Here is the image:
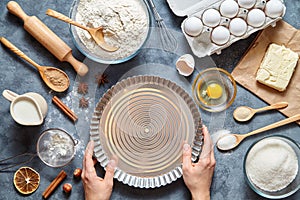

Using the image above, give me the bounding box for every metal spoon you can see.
[46,9,119,52]
[233,102,288,122]
[217,114,300,151]
[0,37,70,92]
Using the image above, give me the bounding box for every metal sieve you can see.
[0,128,76,171]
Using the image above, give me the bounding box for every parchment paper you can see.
[231,20,300,124]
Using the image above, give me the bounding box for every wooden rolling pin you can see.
[6,1,88,76]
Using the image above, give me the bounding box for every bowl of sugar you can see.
[69,0,151,64]
[244,135,300,199]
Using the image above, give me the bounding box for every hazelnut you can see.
[63,183,72,193]
[73,168,82,178]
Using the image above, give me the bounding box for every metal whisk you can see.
[148,0,178,52]
[0,152,36,171]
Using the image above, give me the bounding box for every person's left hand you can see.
[82,140,116,200]
[182,125,216,200]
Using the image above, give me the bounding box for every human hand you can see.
[82,140,116,200]
[182,125,216,200]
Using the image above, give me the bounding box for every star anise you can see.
[79,97,89,109]
[77,82,89,95]
[95,73,109,87]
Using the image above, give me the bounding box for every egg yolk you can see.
[206,83,223,99]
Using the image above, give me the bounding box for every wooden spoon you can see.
[7,1,88,76]
[0,37,70,92]
[46,9,119,52]
[233,102,288,122]
[217,114,300,151]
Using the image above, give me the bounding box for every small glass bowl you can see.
[37,128,76,168]
[244,135,300,199]
[69,0,151,64]
[192,68,237,112]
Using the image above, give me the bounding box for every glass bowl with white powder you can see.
[37,128,76,167]
[244,135,300,199]
[69,0,151,64]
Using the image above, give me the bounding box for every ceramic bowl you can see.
[244,135,300,199]
[192,68,237,112]
[69,0,151,64]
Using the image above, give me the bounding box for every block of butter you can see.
[256,43,299,91]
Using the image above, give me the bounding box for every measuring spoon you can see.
[233,102,288,122]
[0,37,70,92]
[217,114,300,151]
[46,9,119,52]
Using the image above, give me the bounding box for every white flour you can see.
[39,132,75,167]
[46,133,74,157]
[75,0,149,60]
[246,138,298,192]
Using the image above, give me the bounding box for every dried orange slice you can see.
[14,167,40,195]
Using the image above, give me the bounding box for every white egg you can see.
[247,9,266,27]
[184,16,203,37]
[211,26,230,45]
[265,0,284,18]
[229,18,247,36]
[176,54,195,76]
[202,9,221,27]
[238,0,256,9]
[220,0,239,18]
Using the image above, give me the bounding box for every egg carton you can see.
[166,0,286,58]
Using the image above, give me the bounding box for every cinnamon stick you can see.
[42,170,67,199]
[52,96,78,122]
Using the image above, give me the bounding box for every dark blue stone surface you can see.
[0,0,299,199]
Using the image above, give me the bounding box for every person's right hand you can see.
[182,125,216,200]
[81,140,116,200]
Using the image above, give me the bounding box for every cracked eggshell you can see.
[247,9,266,27]
[184,17,203,37]
[202,9,221,27]
[265,0,284,18]
[220,0,239,18]
[176,54,195,76]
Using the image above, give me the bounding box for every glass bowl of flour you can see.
[37,128,76,167]
[69,0,151,64]
[244,135,300,199]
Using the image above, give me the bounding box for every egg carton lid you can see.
[166,0,222,17]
